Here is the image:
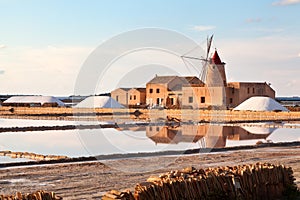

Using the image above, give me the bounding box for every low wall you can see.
[1,107,300,122]
[103,163,298,200]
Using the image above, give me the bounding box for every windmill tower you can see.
[182,35,228,108]
[205,49,227,87]
[181,35,227,87]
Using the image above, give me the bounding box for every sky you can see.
[0,0,299,96]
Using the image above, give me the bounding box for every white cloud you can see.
[0,44,7,49]
[191,25,216,32]
[272,0,300,6]
[246,18,262,23]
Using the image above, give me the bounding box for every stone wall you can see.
[103,163,298,200]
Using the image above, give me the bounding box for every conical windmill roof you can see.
[211,50,222,64]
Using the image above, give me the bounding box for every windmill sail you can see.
[180,35,214,83]
[200,35,214,83]
[206,35,213,60]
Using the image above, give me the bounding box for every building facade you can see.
[111,88,130,106]
[226,82,275,108]
[182,50,275,109]
[111,87,147,107]
[128,88,146,106]
[146,75,203,108]
[111,50,276,110]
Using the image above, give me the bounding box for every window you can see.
[149,88,153,93]
[129,95,132,100]
[156,127,160,131]
[116,96,119,102]
[201,97,205,103]
[170,98,174,105]
[232,88,235,94]
[247,87,250,94]
[156,88,160,93]
[156,98,160,105]
[253,88,255,94]
[149,127,152,131]
[189,96,193,103]
[134,95,136,100]
[229,98,233,104]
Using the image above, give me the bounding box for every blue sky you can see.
[0,0,299,96]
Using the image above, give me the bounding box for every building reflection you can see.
[145,124,276,148]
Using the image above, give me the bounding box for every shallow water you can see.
[0,119,299,163]
[0,156,32,164]
[0,118,76,127]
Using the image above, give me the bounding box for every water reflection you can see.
[144,124,276,148]
[0,119,299,164]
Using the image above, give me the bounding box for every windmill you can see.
[181,35,214,83]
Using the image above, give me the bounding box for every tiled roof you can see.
[131,88,146,92]
[183,76,198,82]
[170,84,183,91]
[119,88,131,91]
[147,76,178,84]
[3,96,65,106]
[148,76,202,85]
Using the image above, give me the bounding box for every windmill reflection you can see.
[145,124,276,148]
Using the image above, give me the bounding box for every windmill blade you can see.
[206,34,214,60]
[180,35,214,83]
[200,59,208,82]
[181,56,201,75]
[181,55,206,61]
[199,35,214,83]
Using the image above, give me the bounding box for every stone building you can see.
[146,75,203,108]
[111,49,275,109]
[111,88,130,106]
[128,88,146,106]
[111,87,146,107]
[181,50,275,109]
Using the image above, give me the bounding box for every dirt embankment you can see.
[0,146,299,199]
[1,107,300,122]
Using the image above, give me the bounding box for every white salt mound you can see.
[233,96,288,112]
[75,96,124,108]
[4,96,65,106]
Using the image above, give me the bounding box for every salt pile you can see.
[234,96,288,112]
[3,96,65,106]
[75,96,124,108]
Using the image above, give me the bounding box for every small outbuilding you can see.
[75,96,124,108]
[2,96,65,107]
[233,96,289,112]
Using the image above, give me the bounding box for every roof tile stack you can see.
[103,163,298,200]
